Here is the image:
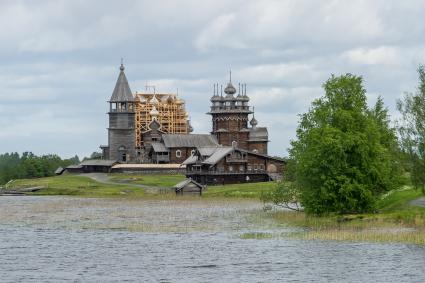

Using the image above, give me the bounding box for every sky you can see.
[1,0,425,159]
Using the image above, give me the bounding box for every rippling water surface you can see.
[1,196,424,282]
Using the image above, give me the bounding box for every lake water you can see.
[1,196,424,282]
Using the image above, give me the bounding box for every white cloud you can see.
[342,46,401,66]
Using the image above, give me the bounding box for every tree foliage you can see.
[0,152,79,185]
[287,74,402,214]
[397,65,425,192]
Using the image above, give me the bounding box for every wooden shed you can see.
[173,178,205,196]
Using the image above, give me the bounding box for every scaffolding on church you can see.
[134,92,190,148]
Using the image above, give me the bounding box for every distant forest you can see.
[0,152,80,185]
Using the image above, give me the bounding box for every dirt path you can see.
[82,173,172,193]
[410,197,425,207]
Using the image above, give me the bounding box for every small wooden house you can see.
[173,178,205,196]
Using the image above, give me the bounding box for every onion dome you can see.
[210,83,221,102]
[167,95,174,103]
[149,105,159,117]
[211,96,222,102]
[175,97,183,104]
[150,95,159,105]
[250,116,258,128]
[241,94,250,102]
[224,82,236,97]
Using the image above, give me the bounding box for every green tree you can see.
[288,74,402,214]
[397,66,425,192]
[0,152,81,185]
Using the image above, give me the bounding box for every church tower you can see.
[106,62,136,162]
[208,72,252,150]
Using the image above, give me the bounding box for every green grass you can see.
[6,175,145,197]
[203,182,277,198]
[3,174,277,199]
[377,186,423,211]
[108,174,186,187]
[268,187,425,245]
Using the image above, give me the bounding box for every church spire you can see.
[110,60,134,102]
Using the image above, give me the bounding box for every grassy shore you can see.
[268,187,425,245]
[4,174,275,198]
[3,174,275,199]
[107,173,186,187]
[3,174,425,245]
[5,175,145,197]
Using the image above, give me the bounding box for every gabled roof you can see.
[54,167,65,174]
[162,134,218,148]
[151,142,168,152]
[182,155,198,165]
[198,146,220,157]
[182,146,285,167]
[80,159,118,167]
[110,64,134,102]
[173,178,204,190]
[248,127,268,141]
[203,147,233,165]
[238,148,285,162]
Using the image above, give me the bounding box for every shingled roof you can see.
[151,142,168,152]
[248,127,269,142]
[110,64,134,102]
[79,159,118,167]
[162,134,218,148]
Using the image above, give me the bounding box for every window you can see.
[229,166,233,172]
[239,165,244,172]
[122,153,127,162]
[176,150,182,158]
[247,165,252,171]
[152,137,158,142]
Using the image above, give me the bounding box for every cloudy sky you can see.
[1,0,425,159]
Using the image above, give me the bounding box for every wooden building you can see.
[99,64,284,184]
[173,178,205,195]
[101,63,192,163]
[208,76,269,155]
[183,145,285,185]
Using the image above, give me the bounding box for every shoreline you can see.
[2,174,425,246]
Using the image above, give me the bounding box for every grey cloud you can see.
[1,0,425,158]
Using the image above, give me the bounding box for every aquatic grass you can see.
[266,187,425,246]
[290,228,425,246]
[240,232,274,239]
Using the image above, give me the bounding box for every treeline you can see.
[0,152,80,185]
[263,66,425,215]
